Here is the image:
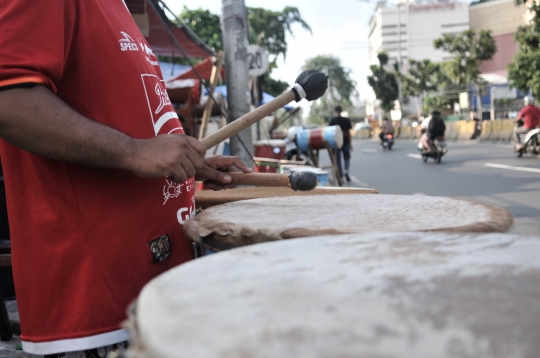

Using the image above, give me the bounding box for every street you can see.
[324,139,540,235]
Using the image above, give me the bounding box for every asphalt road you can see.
[322,138,540,235]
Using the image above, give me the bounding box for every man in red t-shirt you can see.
[0,1,251,356]
[514,95,540,149]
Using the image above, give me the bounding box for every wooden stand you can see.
[307,144,343,187]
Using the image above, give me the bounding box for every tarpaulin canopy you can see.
[167,57,226,82]
[125,0,215,58]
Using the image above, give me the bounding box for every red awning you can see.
[125,0,215,58]
[167,57,226,82]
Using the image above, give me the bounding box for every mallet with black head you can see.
[226,171,318,191]
[201,70,328,149]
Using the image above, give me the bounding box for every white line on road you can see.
[407,154,422,159]
[485,163,540,174]
[350,175,371,187]
[362,148,377,153]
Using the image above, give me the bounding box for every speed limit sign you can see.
[248,45,269,77]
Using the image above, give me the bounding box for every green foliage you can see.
[423,94,452,114]
[178,7,222,51]
[302,55,357,124]
[400,59,449,98]
[247,7,311,61]
[367,52,399,113]
[263,76,289,97]
[433,30,496,85]
[176,6,310,98]
[508,0,540,97]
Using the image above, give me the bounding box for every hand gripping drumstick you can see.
[227,171,318,191]
[200,70,328,149]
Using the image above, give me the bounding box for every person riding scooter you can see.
[379,117,395,142]
[514,95,540,151]
[420,110,446,152]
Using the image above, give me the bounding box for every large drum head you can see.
[186,194,513,249]
[195,186,379,210]
[132,232,540,357]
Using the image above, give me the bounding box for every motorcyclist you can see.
[379,117,395,142]
[514,95,540,151]
[420,109,446,152]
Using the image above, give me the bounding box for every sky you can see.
[165,0,378,105]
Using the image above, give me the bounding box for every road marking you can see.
[485,163,540,174]
[362,148,377,153]
[350,175,371,187]
[407,154,422,159]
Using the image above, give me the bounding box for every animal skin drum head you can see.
[130,232,540,358]
[185,194,513,248]
[194,186,379,210]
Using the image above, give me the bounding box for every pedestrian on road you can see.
[330,105,353,183]
[0,1,251,356]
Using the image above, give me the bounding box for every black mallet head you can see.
[291,70,329,102]
[289,171,318,191]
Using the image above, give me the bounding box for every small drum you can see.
[195,186,379,211]
[186,194,513,251]
[253,140,286,160]
[129,232,540,357]
[296,126,343,152]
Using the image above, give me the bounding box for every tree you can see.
[302,55,358,124]
[367,52,399,114]
[247,7,311,62]
[177,6,311,94]
[508,0,540,97]
[399,59,450,116]
[433,30,496,86]
[179,7,222,51]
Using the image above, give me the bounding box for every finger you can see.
[228,156,253,173]
[170,167,187,184]
[198,165,232,184]
[185,135,207,158]
[179,156,197,178]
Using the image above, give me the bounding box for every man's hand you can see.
[196,155,252,190]
[127,135,207,184]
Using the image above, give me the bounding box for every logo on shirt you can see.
[138,39,159,66]
[118,31,139,51]
[141,74,183,135]
[149,234,171,264]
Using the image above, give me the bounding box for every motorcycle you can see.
[515,124,540,158]
[418,137,447,164]
[381,133,394,150]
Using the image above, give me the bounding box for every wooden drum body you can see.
[296,126,343,151]
[186,194,513,252]
[130,232,539,358]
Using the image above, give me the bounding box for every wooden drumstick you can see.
[227,171,318,191]
[201,70,328,149]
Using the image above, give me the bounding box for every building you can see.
[367,0,469,120]
[368,0,469,68]
[469,0,528,76]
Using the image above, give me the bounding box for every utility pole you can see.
[396,3,403,118]
[222,0,253,167]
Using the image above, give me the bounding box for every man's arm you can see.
[0,85,206,183]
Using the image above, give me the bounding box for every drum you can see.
[195,186,379,210]
[129,232,540,358]
[296,126,343,152]
[253,140,286,160]
[186,194,513,251]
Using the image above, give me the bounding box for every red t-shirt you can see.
[518,104,540,129]
[0,0,195,354]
